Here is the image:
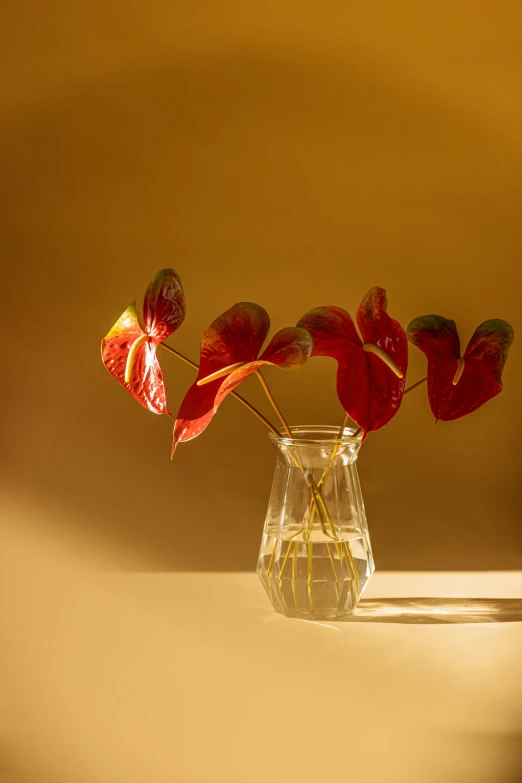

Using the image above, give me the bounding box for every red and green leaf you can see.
[259,327,313,369]
[210,327,312,402]
[464,320,513,382]
[101,268,187,415]
[143,268,186,343]
[101,302,169,414]
[405,315,460,361]
[297,306,362,357]
[407,316,514,421]
[297,287,408,438]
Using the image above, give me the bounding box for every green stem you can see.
[254,369,327,540]
[307,541,314,608]
[327,543,341,600]
[278,539,295,581]
[291,543,299,608]
[343,542,360,601]
[254,369,339,610]
[305,413,349,541]
[317,412,350,492]
[315,378,428,602]
[405,375,428,394]
[255,369,293,439]
[266,544,276,576]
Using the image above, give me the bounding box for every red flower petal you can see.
[297,306,362,357]
[195,327,313,389]
[259,327,313,369]
[407,315,514,421]
[405,315,460,362]
[464,320,514,382]
[357,287,409,377]
[297,289,408,437]
[102,269,187,415]
[101,302,169,414]
[210,326,313,404]
[143,268,186,344]
[172,303,270,452]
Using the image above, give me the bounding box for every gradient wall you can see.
[1,1,521,572]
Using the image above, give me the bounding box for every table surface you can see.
[3,563,522,783]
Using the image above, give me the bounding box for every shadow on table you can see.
[343,597,522,624]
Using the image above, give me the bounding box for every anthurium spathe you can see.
[172,302,312,453]
[101,268,186,414]
[297,287,408,438]
[407,316,514,421]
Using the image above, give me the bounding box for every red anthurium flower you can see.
[297,287,408,438]
[407,316,514,421]
[101,268,186,414]
[172,302,312,454]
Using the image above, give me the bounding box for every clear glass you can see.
[257,425,374,620]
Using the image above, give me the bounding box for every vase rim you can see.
[269,424,362,447]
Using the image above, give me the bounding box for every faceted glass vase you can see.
[257,426,374,620]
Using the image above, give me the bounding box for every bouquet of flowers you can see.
[102,269,514,619]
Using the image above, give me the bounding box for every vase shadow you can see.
[341,597,522,624]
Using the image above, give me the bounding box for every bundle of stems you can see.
[161,342,426,609]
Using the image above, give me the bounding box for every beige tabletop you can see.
[2,528,522,783]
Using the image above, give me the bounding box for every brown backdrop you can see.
[1,1,521,571]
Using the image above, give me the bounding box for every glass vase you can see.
[257,425,374,620]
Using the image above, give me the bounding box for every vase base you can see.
[273,606,356,621]
[257,535,374,620]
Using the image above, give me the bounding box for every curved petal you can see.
[464,319,514,382]
[101,303,169,414]
[191,327,312,440]
[259,326,313,369]
[199,302,270,370]
[357,286,409,376]
[406,315,460,361]
[407,315,461,421]
[143,268,186,344]
[338,350,406,437]
[298,300,407,437]
[407,316,514,421]
[172,378,223,452]
[172,302,270,452]
[209,327,314,410]
[297,306,361,356]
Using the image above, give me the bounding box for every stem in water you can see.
[255,369,293,439]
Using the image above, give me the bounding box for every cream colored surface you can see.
[2,521,521,783]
